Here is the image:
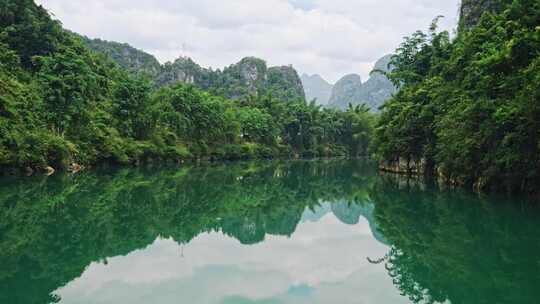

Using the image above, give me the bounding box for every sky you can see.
[36,0,461,83]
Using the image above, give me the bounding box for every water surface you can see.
[1,160,539,303]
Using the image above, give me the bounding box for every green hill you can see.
[80,38,306,102]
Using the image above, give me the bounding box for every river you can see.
[1,159,538,303]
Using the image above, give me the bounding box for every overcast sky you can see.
[36,0,460,83]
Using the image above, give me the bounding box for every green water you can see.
[1,160,539,304]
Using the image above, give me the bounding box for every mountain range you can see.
[300,55,396,111]
[81,34,396,110]
[79,35,306,102]
[82,0,496,108]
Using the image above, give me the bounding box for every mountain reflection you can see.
[1,160,539,304]
[0,160,377,303]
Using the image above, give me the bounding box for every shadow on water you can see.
[0,160,539,303]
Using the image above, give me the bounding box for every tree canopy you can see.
[374,0,540,193]
[0,0,376,173]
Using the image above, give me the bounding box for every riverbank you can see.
[378,157,539,197]
[0,149,358,177]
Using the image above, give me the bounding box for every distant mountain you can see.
[327,54,396,111]
[355,55,396,110]
[80,37,305,102]
[301,74,333,105]
[327,74,362,108]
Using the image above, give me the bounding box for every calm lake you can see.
[1,159,539,304]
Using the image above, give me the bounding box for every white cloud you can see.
[36,0,460,83]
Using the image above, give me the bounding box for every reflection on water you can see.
[0,160,539,304]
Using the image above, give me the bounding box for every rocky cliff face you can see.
[327,54,396,111]
[459,0,508,30]
[157,57,204,86]
[81,38,304,102]
[207,57,304,101]
[237,57,267,88]
[301,74,333,105]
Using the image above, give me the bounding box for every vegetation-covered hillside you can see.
[78,34,162,78]
[374,0,540,193]
[0,0,375,174]
[81,38,306,102]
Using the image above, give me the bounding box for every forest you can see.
[374,0,540,194]
[0,0,375,173]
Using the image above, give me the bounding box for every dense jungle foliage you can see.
[0,0,375,173]
[374,0,540,193]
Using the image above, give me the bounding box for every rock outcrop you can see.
[209,57,305,101]
[459,0,509,30]
[218,57,269,99]
[156,57,204,87]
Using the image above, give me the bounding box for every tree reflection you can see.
[371,175,540,304]
[0,160,376,303]
[2,161,539,304]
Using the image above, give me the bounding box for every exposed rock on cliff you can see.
[355,55,396,110]
[156,57,206,87]
[459,0,508,30]
[218,57,268,99]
